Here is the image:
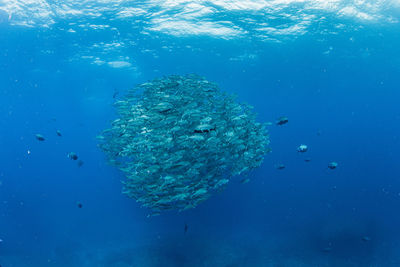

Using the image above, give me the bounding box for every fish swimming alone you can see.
[328,161,338,169]
[276,116,288,126]
[68,152,78,160]
[362,236,371,242]
[297,144,308,153]
[275,164,285,170]
[240,178,250,184]
[35,134,45,141]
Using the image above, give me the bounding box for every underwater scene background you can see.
[1,1,400,266]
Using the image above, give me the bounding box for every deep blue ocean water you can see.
[1,1,400,266]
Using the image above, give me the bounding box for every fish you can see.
[189,135,205,141]
[362,236,371,242]
[35,134,45,141]
[328,161,338,169]
[214,179,229,188]
[77,160,84,167]
[184,223,188,234]
[154,102,173,113]
[193,188,207,197]
[147,212,161,218]
[276,116,288,125]
[68,152,78,160]
[56,130,62,136]
[113,90,119,99]
[275,164,285,170]
[77,202,83,208]
[297,144,308,153]
[240,178,250,184]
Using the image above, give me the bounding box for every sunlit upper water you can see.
[1,0,399,67]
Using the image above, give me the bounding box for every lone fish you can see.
[35,134,45,141]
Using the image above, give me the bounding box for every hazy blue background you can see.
[1,1,400,266]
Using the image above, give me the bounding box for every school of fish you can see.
[97,74,270,213]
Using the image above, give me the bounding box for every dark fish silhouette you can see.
[276,116,288,126]
[77,202,83,208]
[113,90,119,99]
[56,130,62,136]
[184,223,188,234]
[35,134,45,141]
[240,178,250,184]
[328,161,338,169]
[362,236,371,242]
[275,164,285,170]
[68,152,78,160]
[77,160,84,167]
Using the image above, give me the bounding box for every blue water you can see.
[1,1,400,266]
